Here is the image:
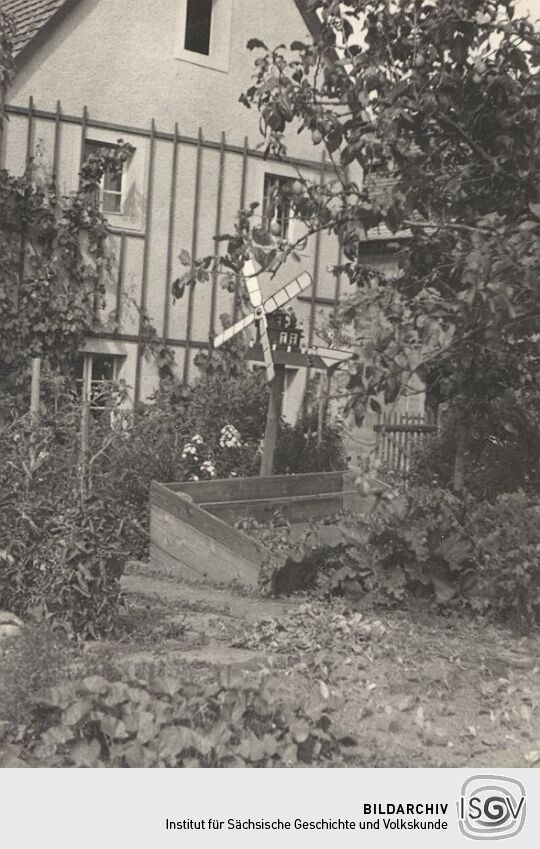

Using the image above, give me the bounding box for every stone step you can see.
[122,572,295,622]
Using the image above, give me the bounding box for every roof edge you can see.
[10,0,323,67]
[13,0,83,67]
[293,0,322,39]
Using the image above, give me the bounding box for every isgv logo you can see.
[458,775,526,840]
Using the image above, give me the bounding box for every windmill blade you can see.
[213,311,256,348]
[307,346,353,364]
[243,260,263,308]
[263,271,313,314]
[258,313,275,383]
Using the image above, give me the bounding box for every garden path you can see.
[117,567,540,768]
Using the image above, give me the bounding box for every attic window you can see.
[184,0,213,55]
[176,0,232,72]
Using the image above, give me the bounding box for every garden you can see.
[2,0,540,768]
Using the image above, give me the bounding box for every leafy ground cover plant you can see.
[17,667,356,767]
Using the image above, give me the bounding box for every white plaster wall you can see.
[10,0,318,156]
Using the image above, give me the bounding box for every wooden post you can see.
[30,358,41,422]
[80,353,92,461]
[260,364,286,477]
[317,371,326,449]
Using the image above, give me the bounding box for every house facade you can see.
[0,0,420,432]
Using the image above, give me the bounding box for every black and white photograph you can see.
[1,0,540,799]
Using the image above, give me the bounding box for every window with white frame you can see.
[263,173,295,240]
[75,353,124,416]
[84,139,126,215]
[176,0,233,72]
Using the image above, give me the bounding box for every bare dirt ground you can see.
[112,569,540,768]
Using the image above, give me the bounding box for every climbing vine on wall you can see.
[0,136,134,398]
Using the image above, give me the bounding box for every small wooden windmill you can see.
[213,261,352,475]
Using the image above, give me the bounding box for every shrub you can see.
[318,486,540,632]
[0,403,129,636]
[0,624,73,728]
[468,493,540,634]
[411,391,540,498]
[1,351,348,634]
[360,485,475,604]
[275,409,347,475]
[248,482,540,632]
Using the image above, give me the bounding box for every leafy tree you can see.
[190,0,540,488]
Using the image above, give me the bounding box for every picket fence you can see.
[374,412,439,473]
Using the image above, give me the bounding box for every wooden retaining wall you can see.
[150,471,365,587]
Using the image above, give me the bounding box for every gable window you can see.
[184,0,213,55]
[175,0,232,73]
[263,173,294,240]
[84,140,125,215]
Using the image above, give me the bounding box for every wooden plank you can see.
[303,151,326,405]
[203,491,353,525]
[52,100,61,189]
[308,151,325,347]
[209,132,226,342]
[151,482,267,565]
[232,137,248,324]
[341,472,368,513]
[30,358,41,422]
[149,541,206,583]
[165,470,346,502]
[78,104,88,180]
[163,122,179,339]
[5,103,335,175]
[115,232,126,325]
[134,117,156,406]
[183,127,204,384]
[247,346,329,370]
[150,508,259,586]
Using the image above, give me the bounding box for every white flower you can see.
[219,424,243,449]
[182,443,198,457]
[200,460,217,479]
[191,474,199,481]
[192,434,204,445]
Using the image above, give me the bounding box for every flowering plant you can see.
[181,425,250,481]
